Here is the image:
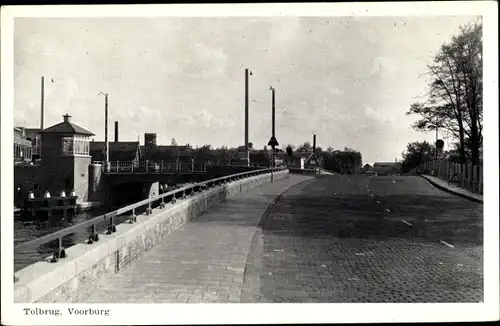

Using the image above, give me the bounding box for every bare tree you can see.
[406,21,483,165]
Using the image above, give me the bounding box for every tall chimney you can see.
[63,114,71,123]
[114,121,119,142]
[313,134,316,153]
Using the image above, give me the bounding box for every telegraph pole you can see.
[268,86,279,182]
[40,76,45,130]
[271,86,276,168]
[272,86,275,139]
[244,69,250,166]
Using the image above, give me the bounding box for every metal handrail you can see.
[14,167,287,265]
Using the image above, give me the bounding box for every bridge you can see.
[14,167,483,307]
[91,161,272,206]
[103,161,208,175]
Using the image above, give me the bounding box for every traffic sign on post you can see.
[267,136,279,148]
[305,152,320,167]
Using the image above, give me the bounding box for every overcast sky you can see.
[14,16,478,164]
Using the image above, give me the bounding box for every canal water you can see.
[14,206,149,272]
[13,182,198,272]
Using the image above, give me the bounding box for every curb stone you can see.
[420,175,483,204]
[240,177,315,303]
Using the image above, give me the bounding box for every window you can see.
[62,137,73,155]
[61,136,90,156]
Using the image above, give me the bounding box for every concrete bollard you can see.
[70,190,76,197]
[60,190,66,197]
[28,191,35,200]
[43,191,51,199]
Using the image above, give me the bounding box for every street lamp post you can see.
[244,68,253,167]
[99,92,109,171]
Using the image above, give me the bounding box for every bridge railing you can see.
[14,166,287,275]
[94,161,208,174]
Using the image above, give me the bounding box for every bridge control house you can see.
[14,114,96,209]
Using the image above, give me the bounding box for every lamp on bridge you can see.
[43,191,51,199]
[28,191,35,200]
[60,190,66,198]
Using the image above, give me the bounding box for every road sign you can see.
[267,136,279,147]
[238,152,247,159]
[305,152,320,167]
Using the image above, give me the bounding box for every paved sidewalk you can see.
[420,175,483,203]
[80,174,313,303]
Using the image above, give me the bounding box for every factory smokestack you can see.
[313,134,316,153]
[114,121,119,142]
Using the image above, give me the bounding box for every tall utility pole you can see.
[99,92,109,168]
[271,86,276,168]
[40,76,45,130]
[272,86,276,139]
[244,69,250,166]
[268,85,279,182]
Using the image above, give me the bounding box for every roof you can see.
[90,141,140,161]
[14,135,32,147]
[39,121,94,136]
[17,127,42,133]
[139,145,191,161]
[276,151,313,159]
[373,162,402,167]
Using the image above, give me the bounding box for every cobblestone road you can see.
[242,175,483,303]
[80,174,482,303]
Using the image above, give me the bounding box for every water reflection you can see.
[14,184,189,272]
[14,207,110,272]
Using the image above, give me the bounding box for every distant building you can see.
[373,162,402,175]
[362,163,373,173]
[139,133,191,163]
[16,127,43,160]
[90,141,141,162]
[277,151,320,169]
[14,127,32,162]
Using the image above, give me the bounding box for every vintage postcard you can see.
[1,2,498,325]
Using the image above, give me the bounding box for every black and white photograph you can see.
[1,2,498,325]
